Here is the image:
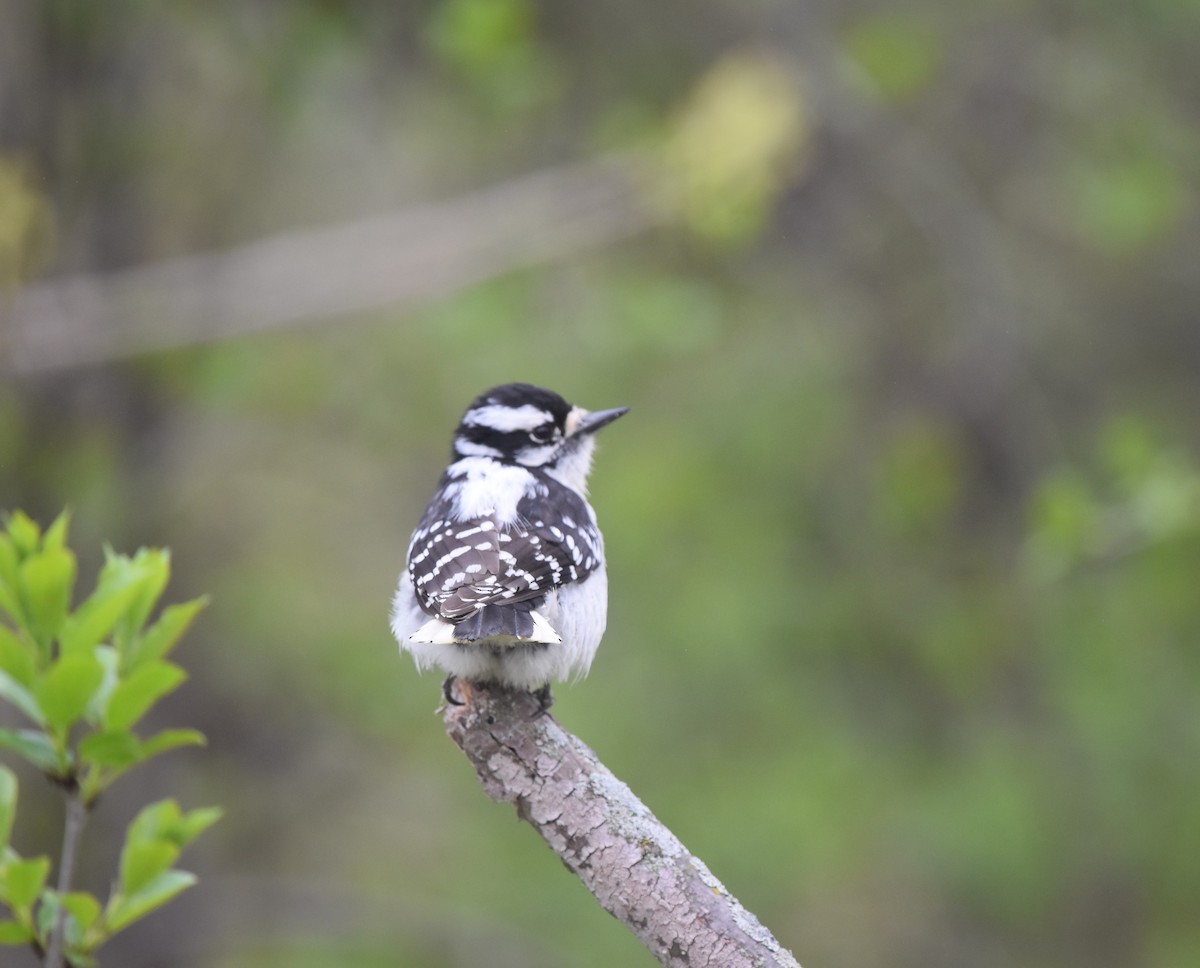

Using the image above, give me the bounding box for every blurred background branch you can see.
[1,158,652,374]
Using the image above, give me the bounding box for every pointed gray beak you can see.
[572,406,629,436]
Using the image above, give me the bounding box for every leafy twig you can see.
[0,510,220,967]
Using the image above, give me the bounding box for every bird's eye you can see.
[530,424,556,444]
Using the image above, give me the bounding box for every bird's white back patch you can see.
[443,457,543,523]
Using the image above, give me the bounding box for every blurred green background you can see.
[2,1,1199,966]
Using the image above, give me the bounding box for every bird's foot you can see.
[441,675,476,707]
[531,682,554,717]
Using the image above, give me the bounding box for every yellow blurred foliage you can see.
[655,50,810,245]
[0,158,54,290]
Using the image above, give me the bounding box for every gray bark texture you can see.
[443,683,802,968]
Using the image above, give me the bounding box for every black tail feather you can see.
[454,604,535,641]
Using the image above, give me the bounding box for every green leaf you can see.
[0,625,36,687]
[125,596,208,672]
[140,728,206,760]
[103,661,186,731]
[42,510,71,554]
[111,548,171,655]
[35,654,105,733]
[34,890,99,963]
[83,646,119,726]
[0,670,45,726]
[1,855,50,909]
[175,806,223,847]
[78,729,206,801]
[105,869,195,934]
[0,536,22,625]
[60,890,102,932]
[18,547,77,648]
[119,800,184,893]
[0,766,15,847]
[119,841,179,898]
[119,799,220,856]
[5,512,39,557]
[0,729,64,774]
[0,919,33,944]
[125,798,181,847]
[59,559,155,658]
[78,731,143,769]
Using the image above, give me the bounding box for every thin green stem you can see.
[44,792,88,968]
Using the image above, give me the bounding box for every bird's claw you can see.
[532,682,554,717]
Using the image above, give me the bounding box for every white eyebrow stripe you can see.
[463,404,551,433]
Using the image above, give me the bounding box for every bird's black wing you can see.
[406,479,602,633]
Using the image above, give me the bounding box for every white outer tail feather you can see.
[408,610,563,646]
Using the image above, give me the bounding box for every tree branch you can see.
[44,791,88,968]
[443,683,801,968]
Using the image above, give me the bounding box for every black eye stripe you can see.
[459,425,559,454]
[460,421,560,450]
[460,426,531,451]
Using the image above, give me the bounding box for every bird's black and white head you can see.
[451,383,628,492]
